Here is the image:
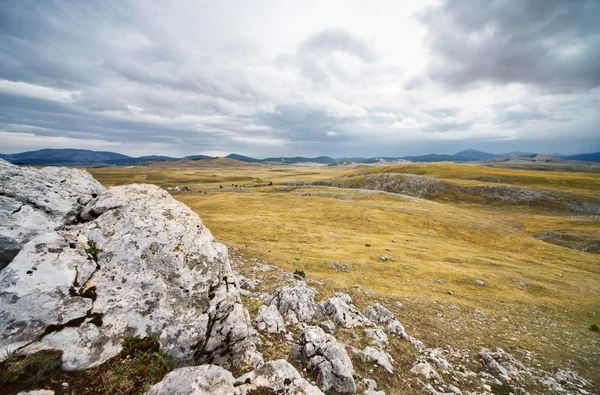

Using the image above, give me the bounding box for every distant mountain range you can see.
[1,148,599,166]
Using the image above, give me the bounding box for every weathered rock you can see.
[1,178,260,371]
[290,326,356,393]
[145,365,235,395]
[363,303,407,338]
[364,328,388,348]
[235,359,324,395]
[264,281,320,323]
[254,304,286,334]
[410,361,442,382]
[0,160,104,269]
[318,320,336,334]
[360,378,378,390]
[318,293,372,328]
[423,348,453,373]
[358,346,394,373]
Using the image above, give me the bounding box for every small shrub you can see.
[365,243,371,247]
[293,269,306,278]
[591,323,599,332]
[85,241,99,263]
[269,181,273,186]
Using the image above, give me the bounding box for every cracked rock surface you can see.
[0,159,104,268]
[290,325,357,394]
[0,163,260,371]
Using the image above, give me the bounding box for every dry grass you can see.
[88,162,600,391]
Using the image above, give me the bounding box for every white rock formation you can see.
[146,365,236,395]
[290,326,356,393]
[0,159,104,268]
[253,304,286,334]
[0,164,261,371]
[364,303,408,338]
[318,293,372,328]
[235,359,324,395]
[264,280,320,323]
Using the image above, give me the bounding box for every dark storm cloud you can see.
[419,0,600,91]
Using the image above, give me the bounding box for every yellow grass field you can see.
[89,161,600,392]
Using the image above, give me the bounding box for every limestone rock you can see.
[318,320,336,334]
[145,365,235,395]
[0,160,104,269]
[264,281,320,323]
[410,361,442,382]
[235,359,324,395]
[359,346,394,373]
[364,303,407,338]
[318,293,372,328]
[364,328,388,348]
[290,326,356,393]
[254,304,286,334]
[1,179,260,371]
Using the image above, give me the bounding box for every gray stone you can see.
[265,281,320,323]
[475,280,485,286]
[235,359,324,395]
[318,320,336,334]
[318,293,372,328]
[0,160,104,269]
[290,326,356,393]
[410,361,442,381]
[254,304,286,334]
[364,303,407,338]
[1,178,261,371]
[145,365,235,395]
[364,328,388,348]
[358,346,394,373]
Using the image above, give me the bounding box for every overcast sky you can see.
[1,0,599,157]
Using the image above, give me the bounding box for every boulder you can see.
[290,326,356,393]
[318,320,336,334]
[0,176,261,371]
[264,281,320,323]
[235,359,324,395]
[410,361,442,381]
[364,328,388,348]
[318,293,372,328]
[358,346,394,373]
[364,303,407,338]
[0,160,104,269]
[253,304,286,334]
[145,365,235,395]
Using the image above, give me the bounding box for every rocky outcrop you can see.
[0,159,104,268]
[264,280,320,323]
[364,303,407,338]
[235,359,324,394]
[318,293,372,328]
[146,365,236,395]
[0,164,260,372]
[290,326,356,393]
[253,304,286,334]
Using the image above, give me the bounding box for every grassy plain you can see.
[89,161,600,391]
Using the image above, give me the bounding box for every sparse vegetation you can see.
[293,269,306,278]
[591,323,599,333]
[85,240,99,263]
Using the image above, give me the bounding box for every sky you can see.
[1,0,599,158]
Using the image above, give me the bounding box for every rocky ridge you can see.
[0,160,596,395]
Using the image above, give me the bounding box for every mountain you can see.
[262,156,337,164]
[502,151,535,157]
[0,149,133,165]
[137,155,179,161]
[562,152,600,162]
[453,149,496,160]
[401,154,475,162]
[225,153,260,162]
[184,155,213,160]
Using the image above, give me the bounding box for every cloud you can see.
[418,0,600,91]
[0,0,598,158]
